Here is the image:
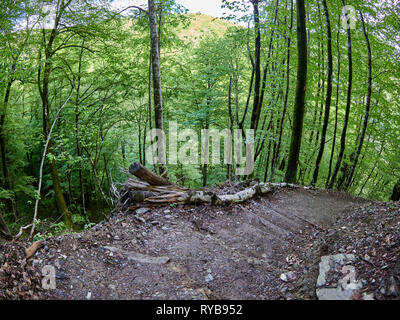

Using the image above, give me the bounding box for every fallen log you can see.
[124,181,274,206]
[129,162,171,186]
[118,162,301,209]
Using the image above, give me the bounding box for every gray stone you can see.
[205,274,214,283]
[135,207,149,215]
[387,276,399,297]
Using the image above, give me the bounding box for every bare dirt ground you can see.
[1,186,366,300]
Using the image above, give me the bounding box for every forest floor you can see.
[1,185,399,300]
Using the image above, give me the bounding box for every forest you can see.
[0,0,399,240]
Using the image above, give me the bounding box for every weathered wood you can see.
[26,241,44,260]
[120,162,300,208]
[129,162,171,186]
[127,182,275,206]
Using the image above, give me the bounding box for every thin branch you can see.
[30,86,75,239]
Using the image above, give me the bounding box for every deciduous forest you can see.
[0,0,400,301]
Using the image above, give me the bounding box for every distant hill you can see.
[178,13,239,43]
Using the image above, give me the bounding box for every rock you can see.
[56,271,70,280]
[151,221,159,225]
[136,207,149,215]
[280,286,288,295]
[135,216,146,224]
[205,274,214,283]
[280,271,296,282]
[164,209,171,214]
[387,276,399,297]
[164,215,172,220]
[161,226,168,231]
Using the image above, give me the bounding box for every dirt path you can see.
[33,187,360,300]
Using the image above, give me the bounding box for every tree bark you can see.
[148,0,166,169]
[390,179,400,202]
[129,162,171,186]
[38,5,73,229]
[311,0,333,186]
[249,0,262,131]
[344,11,372,191]
[326,15,341,187]
[270,0,293,181]
[284,0,308,183]
[328,0,353,189]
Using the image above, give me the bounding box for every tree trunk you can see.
[249,0,261,131]
[258,0,279,115]
[344,11,372,191]
[38,22,73,229]
[148,0,166,170]
[390,179,400,202]
[311,0,333,186]
[129,162,171,186]
[227,75,234,180]
[284,0,308,183]
[326,15,341,187]
[270,0,293,181]
[328,0,353,189]
[0,75,15,215]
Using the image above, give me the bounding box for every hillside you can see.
[178,13,239,42]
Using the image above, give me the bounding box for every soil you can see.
[2,185,397,300]
[0,186,360,300]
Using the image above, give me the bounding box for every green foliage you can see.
[0,0,399,239]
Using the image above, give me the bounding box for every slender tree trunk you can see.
[328,0,353,189]
[75,40,86,214]
[250,0,261,131]
[148,49,156,170]
[227,75,234,180]
[258,0,279,112]
[344,11,372,191]
[38,23,73,229]
[271,0,293,181]
[326,15,341,187]
[284,0,308,183]
[0,74,15,215]
[311,0,333,186]
[390,179,400,201]
[148,0,165,170]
